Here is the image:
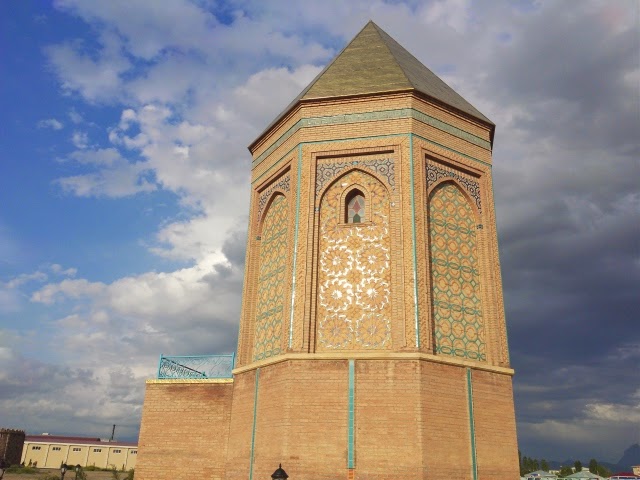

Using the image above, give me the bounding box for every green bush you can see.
[108,466,134,479]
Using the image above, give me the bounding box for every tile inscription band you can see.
[253,107,491,168]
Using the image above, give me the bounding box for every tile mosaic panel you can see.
[428,182,486,361]
[257,173,290,222]
[317,170,392,351]
[316,158,394,196]
[427,163,481,212]
[253,194,288,361]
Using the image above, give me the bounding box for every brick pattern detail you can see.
[224,372,257,479]
[354,361,426,478]
[471,370,520,480]
[421,362,473,479]
[135,382,233,480]
[226,361,348,480]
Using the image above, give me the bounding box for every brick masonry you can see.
[136,380,233,480]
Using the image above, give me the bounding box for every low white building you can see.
[21,434,137,471]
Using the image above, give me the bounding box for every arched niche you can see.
[315,169,392,352]
[427,181,486,361]
[253,193,288,361]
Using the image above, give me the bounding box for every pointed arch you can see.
[428,181,486,361]
[258,189,289,231]
[253,193,288,361]
[427,177,481,222]
[317,166,390,209]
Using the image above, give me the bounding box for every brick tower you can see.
[137,21,518,480]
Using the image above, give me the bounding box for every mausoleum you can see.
[136,21,518,480]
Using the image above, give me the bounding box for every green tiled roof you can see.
[251,21,493,150]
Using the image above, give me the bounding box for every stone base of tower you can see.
[136,356,518,480]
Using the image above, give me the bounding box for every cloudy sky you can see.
[1,0,638,464]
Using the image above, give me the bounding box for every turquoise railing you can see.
[157,354,235,379]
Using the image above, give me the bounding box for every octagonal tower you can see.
[137,21,518,480]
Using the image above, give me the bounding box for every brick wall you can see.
[135,380,233,480]
[355,360,426,478]
[472,369,520,480]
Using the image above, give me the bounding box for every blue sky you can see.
[1,0,638,464]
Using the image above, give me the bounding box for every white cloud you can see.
[31,278,107,305]
[68,108,83,124]
[55,148,156,197]
[45,31,131,102]
[71,130,89,149]
[422,0,471,33]
[5,271,48,289]
[50,264,77,277]
[586,401,640,423]
[37,118,64,130]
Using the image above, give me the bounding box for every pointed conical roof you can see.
[251,21,492,150]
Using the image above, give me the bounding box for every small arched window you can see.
[345,189,365,224]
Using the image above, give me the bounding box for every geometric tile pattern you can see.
[316,158,394,196]
[253,194,288,361]
[257,172,290,222]
[429,182,486,361]
[427,163,482,213]
[317,170,392,351]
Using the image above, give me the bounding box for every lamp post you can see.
[60,463,67,480]
[271,464,289,480]
[74,464,82,480]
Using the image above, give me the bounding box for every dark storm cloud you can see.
[0,351,96,400]
[220,223,249,269]
[478,1,640,460]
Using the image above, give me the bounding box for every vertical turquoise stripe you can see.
[249,368,260,480]
[466,368,478,480]
[409,133,420,347]
[348,359,355,468]
[289,145,302,348]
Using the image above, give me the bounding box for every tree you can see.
[541,459,550,472]
[559,466,574,477]
[574,460,582,472]
[519,450,523,476]
[589,459,598,474]
[596,464,611,478]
